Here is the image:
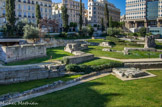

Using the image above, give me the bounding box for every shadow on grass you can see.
[9,82,123,107]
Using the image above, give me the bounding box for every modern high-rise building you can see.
[88,0,120,27]
[0,0,52,27]
[125,0,162,29]
[52,0,85,32]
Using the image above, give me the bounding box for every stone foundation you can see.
[99,42,112,48]
[0,44,46,63]
[64,43,88,53]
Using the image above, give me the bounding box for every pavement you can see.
[99,56,162,63]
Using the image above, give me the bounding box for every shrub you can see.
[62,57,69,64]
[107,28,121,36]
[138,27,146,37]
[23,25,39,41]
[65,62,124,73]
[66,64,81,72]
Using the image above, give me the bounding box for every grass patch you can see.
[0,75,81,96]
[84,46,161,59]
[18,70,162,107]
[80,58,121,66]
[6,47,73,66]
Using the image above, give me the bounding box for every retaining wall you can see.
[124,62,162,69]
[0,64,65,84]
[63,53,94,64]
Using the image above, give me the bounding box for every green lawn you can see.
[84,46,161,59]
[0,75,81,96]
[80,58,121,66]
[12,70,162,107]
[6,47,73,66]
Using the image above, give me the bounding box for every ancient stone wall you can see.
[63,53,94,64]
[124,62,162,69]
[123,47,157,55]
[0,64,65,84]
[0,44,46,63]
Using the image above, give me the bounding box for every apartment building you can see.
[88,0,120,27]
[0,0,52,27]
[52,0,85,32]
[125,0,162,29]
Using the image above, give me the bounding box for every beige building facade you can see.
[0,0,52,27]
[52,0,85,31]
[88,0,120,27]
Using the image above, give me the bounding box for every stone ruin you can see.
[64,43,88,53]
[102,48,122,53]
[0,44,47,63]
[144,35,156,48]
[113,68,149,78]
[99,42,112,48]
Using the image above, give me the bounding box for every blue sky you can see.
[52,0,126,15]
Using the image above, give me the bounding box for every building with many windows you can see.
[52,0,85,32]
[0,0,52,27]
[88,0,120,27]
[125,0,162,29]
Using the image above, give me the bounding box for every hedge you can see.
[66,62,124,73]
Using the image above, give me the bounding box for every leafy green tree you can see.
[138,27,146,37]
[5,0,16,37]
[107,28,120,36]
[101,18,105,32]
[61,5,69,32]
[109,16,112,28]
[36,4,41,26]
[15,18,31,37]
[87,25,94,36]
[79,0,83,31]
[104,3,109,28]
[23,25,39,42]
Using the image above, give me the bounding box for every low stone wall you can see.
[124,62,162,69]
[0,44,46,63]
[123,47,157,55]
[0,64,65,84]
[63,53,94,64]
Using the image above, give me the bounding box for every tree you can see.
[39,18,59,36]
[5,0,16,37]
[138,27,146,37]
[79,0,83,31]
[87,25,94,36]
[101,18,105,32]
[23,25,39,42]
[107,28,120,36]
[15,18,31,37]
[104,3,109,28]
[36,4,41,27]
[109,16,112,28]
[61,5,69,32]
